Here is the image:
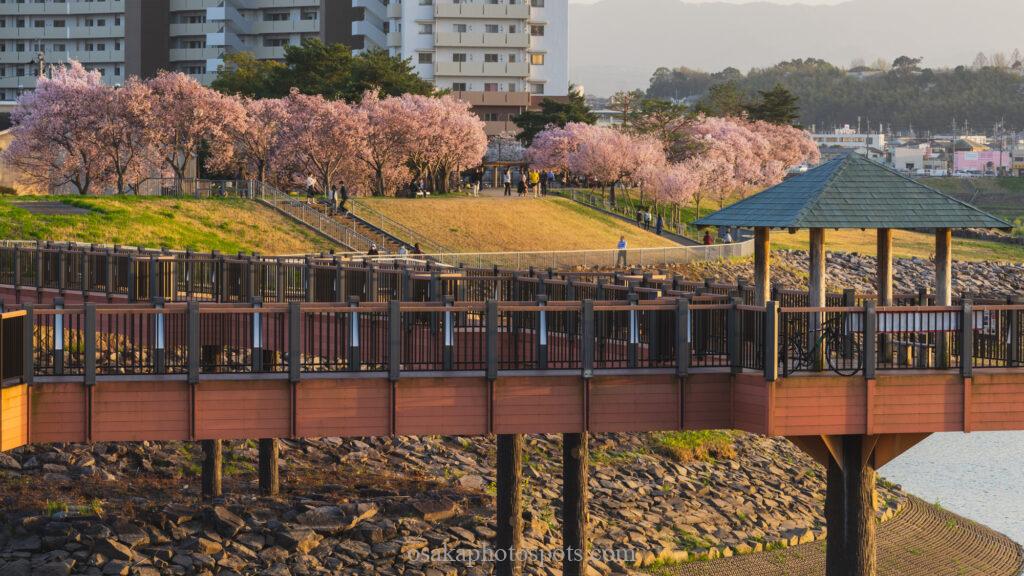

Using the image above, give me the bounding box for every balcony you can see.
[387,2,403,18]
[170,22,219,37]
[434,32,530,48]
[435,61,529,78]
[483,120,521,137]
[0,0,125,15]
[169,47,223,62]
[453,90,531,107]
[250,19,320,35]
[434,3,530,19]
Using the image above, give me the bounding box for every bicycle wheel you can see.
[780,335,806,376]
[825,330,863,376]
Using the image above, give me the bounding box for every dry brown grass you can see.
[359,196,678,253]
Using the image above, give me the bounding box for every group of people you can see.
[635,207,664,236]
[502,168,555,197]
[305,175,349,214]
[702,228,734,245]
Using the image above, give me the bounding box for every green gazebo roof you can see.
[694,154,1012,230]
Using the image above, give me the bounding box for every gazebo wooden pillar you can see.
[754,227,771,306]
[876,229,893,305]
[809,228,827,368]
[935,228,953,368]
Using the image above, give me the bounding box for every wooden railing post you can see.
[486,300,498,381]
[22,306,33,386]
[251,297,263,373]
[84,303,96,387]
[728,297,741,374]
[1009,296,1021,367]
[537,295,548,370]
[676,298,690,377]
[13,248,21,291]
[961,299,973,378]
[187,301,199,384]
[764,301,779,381]
[864,302,877,380]
[153,297,166,374]
[348,296,361,372]
[442,295,455,371]
[581,300,594,379]
[53,297,64,376]
[389,300,401,381]
[127,256,136,303]
[289,302,301,382]
[627,293,639,369]
[57,249,66,294]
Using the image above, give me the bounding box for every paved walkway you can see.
[664,496,1024,576]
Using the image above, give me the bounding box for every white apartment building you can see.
[372,0,569,135]
[811,125,887,151]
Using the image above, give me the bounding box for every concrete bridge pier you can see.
[201,439,223,500]
[259,438,280,496]
[496,434,524,576]
[562,432,589,576]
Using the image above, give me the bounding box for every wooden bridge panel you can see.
[733,374,769,435]
[91,380,190,442]
[588,374,679,433]
[773,376,865,436]
[494,376,583,434]
[296,378,391,437]
[30,382,86,444]
[683,373,733,430]
[873,373,963,433]
[969,372,1024,431]
[1,384,29,451]
[195,380,291,440]
[396,377,488,436]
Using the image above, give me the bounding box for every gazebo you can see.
[695,153,1012,310]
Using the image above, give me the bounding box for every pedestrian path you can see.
[665,496,1024,576]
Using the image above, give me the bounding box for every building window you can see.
[418,23,433,34]
[484,53,499,63]
[264,12,289,21]
[508,24,518,33]
[418,52,432,64]
[53,19,65,28]
[452,82,467,91]
[484,83,498,92]
[508,82,517,91]
[33,19,43,28]
[530,82,544,94]
[301,9,318,20]
[531,0,545,6]
[530,53,544,65]
[485,24,500,33]
[263,37,290,47]
[453,23,467,33]
[452,53,467,62]
[508,54,517,63]
[483,112,500,121]
[530,25,544,36]
[53,43,65,52]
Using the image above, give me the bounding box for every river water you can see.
[879,431,1024,545]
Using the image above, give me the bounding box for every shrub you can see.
[649,430,737,462]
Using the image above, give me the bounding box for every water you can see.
[879,431,1024,545]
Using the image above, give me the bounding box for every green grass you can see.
[358,196,678,252]
[0,196,334,254]
[649,430,738,463]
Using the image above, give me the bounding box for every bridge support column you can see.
[259,438,280,496]
[821,435,877,576]
[496,434,524,576]
[562,432,589,576]
[201,439,223,500]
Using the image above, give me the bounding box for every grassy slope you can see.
[359,196,678,253]
[920,177,1024,223]
[0,196,334,254]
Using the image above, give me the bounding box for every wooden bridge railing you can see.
[3,298,1024,390]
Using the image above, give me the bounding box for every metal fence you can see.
[413,243,755,270]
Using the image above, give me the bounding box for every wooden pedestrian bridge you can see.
[1,156,1023,576]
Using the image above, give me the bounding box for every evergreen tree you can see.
[747,84,801,126]
[513,87,596,145]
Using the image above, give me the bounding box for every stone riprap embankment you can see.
[0,433,902,576]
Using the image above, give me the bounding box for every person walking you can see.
[615,236,628,268]
[703,230,714,246]
[517,173,527,197]
[503,169,512,196]
[721,229,734,244]
[368,243,380,256]
[643,209,652,231]
[655,212,664,236]
[529,169,540,196]
[636,209,643,227]
[305,174,317,204]
[338,181,349,213]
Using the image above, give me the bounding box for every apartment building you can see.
[373,0,569,135]
[0,0,568,135]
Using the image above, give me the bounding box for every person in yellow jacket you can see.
[529,170,541,196]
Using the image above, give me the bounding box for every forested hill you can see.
[647,59,1024,134]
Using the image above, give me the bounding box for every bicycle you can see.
[780,312,863,376]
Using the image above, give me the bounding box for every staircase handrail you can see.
[348,197,450,254]
[253,181,378,253]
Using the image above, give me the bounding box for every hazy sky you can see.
[569,0,849,4]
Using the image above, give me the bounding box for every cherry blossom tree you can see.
[3,62,109,195]
[354,91,415,197]
[277,89,367,194]
[566,124,666,204]
[146,71,246,180]
[92,77,158,194]
[404,94,487,193]
[525,123,586,174]
[208,97,290,184]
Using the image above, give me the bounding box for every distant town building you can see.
[890,144,948,177]
[592,109,623,128]
[811,125,886,152]
[954,150,1012,175]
